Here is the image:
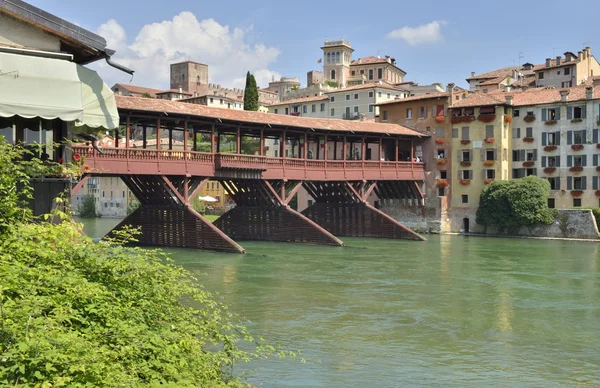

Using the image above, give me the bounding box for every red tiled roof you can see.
[269,95,329,106]
[113,83,163,98]
[376,92,450,106]
[329,82,401,93]
[449,92,506,108]
[156,89,193,95]
[511,84,599,106]
[350,56,407,74]
[115,96,425,137]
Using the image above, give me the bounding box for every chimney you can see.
[471,71,476,78]
[560,90,569,102]
[545,58,551,67]
[586,86,594,100]
[578,51,583,61]
[505,85,512,92]
[556,56,561,66]
[447,82,455,106]
[178,87,182,93]
[505,95,513,105]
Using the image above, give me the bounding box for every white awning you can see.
[0,51,119,129]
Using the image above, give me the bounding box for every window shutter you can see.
[556,156,561,167]
[582,130,587,143]
[520,169,526,178]
[567,176,572,190]
[480,149,485,161]
[583,155,587,166]
[452,128,458,138]
[542,156,547,167]
[567,155,573,167]
[495,147,499,161]
[469,170,474,180]
[542,108,547,121]
[594,176,599,190]
[594,154,599,167]
[582,105,587,119]
[556,131,561,145]
[567,106,573,120]
[458,170,462,180]
[557,177,561,190]
[593,129,599,144]
[457,151,462,162]
[533,149,538,161]
[481,169,486,180]
[520,150,525,161]
[556,108,561,120]
[542,132,547,146]
[533,168,537,176]
[583,176,587,190]
[517,128,521,138]
[567,131,573,145]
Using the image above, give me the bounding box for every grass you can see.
[203,214,221,223]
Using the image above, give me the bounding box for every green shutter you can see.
[542,108,547,121]
[567,131,573,145]
[582,105,587,119]
[542,132,547,146]
[567,155,573,167]
[567,107,573,120]
[567,176,572,190]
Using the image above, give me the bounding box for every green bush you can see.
[77,194,97,218]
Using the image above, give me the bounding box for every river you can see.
[78,217,600,387]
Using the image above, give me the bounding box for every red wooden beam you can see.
[188,178,209,205]
[284,182,303,205]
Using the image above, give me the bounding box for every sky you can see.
[30,0,600,91]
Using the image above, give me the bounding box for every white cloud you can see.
[386,21,447,46]
[91,12,281,90]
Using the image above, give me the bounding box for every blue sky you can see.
[31,0,600,90]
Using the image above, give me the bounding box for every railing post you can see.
[184,120,188,172]
[324,133,328,175]
[343,135,347,179]
[260,127,264,156]
[125,114,130,161]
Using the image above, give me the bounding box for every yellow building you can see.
[199,180,229,210]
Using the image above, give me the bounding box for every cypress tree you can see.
[243,71,259,111]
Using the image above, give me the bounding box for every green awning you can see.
[0,51,119,129]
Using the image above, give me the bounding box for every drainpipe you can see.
[104,49,134,75]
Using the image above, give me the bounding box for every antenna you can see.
[518,52,524,65]
[583,41,591,47]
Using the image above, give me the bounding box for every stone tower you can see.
[321,39,353,87]
[170,61,209,96]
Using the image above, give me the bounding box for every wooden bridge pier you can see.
[213,179,344,246]
[301,181,426,241]
[105,175,245,253]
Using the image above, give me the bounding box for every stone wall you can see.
[380,198,444,233]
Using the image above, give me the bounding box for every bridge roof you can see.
[116,96,426,137]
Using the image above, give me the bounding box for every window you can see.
[486,169,495,179]
[369,69,374,80]
[574,177,583,190]
[435,105,445,117]
[512,127,521,139]
[440,170,448,179]
[573,198,582,207]
[274,150,278,157]
[486,149,495,161]
[419,106,426,119]
[285,108,289,115]
[369,91,374,98]
[514,109,520,117]
[461,127,470,140]
[573,130,584,144]
[330,96,335,102]
[303,105,307,113]
[485,125,494,139]
[331,69,336,80]
[320,103,325,112]
[378,68,383,79]
[346,94,350,101]
[546,132,558,145]
[538,72,544,79]
[435,128,444,138]
[219,99,223,105]
[382,111,389,121]
[462,195,468,204]
[438,187,446,197]
[526,127,533,138]
[353,106,359,113]
[407,108,413,119]
[548,198,555,208]
[122,191,125,198]
[527,111,534,117]
[209,98,214,103]
[574,155,584,167]
[461,170,472,179]
[546,156,558,167]
[564,67,571,75]
[330,108,335,117]
[274,108,278,114]
[547,177,559,190]
[462,150,471,162]
[351,71,356,76]
[311,104,316,113]
[452,128,458,138]
[352,93,358,100]
[360,70,365,75]
[557,71,561,75]
[573,106,583,119]
[369,104,374,113]
[285,149,289,157]
[547,108,558,120]
[387,93,391,99]
[378,92,382,98]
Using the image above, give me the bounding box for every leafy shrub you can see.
[77,194,97,218]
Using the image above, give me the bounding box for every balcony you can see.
[343,112,362,120]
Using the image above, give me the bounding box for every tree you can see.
[476,176,556,233]
[243,71,259,111]
[0,139,294,386]
[77,194,97,218]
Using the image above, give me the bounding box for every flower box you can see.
[460,161,472,167]
[451,116,475,124]
[435,116,446,123]
[524,115,536,123]
[543,167,556,173]
[569,166,583,172]
[570,190,584,197]
[571,144,584,151]
[459,179,471,186]
[484,138,495,144]
[571,118,583,123]
[504,115,512,123]
[544,145,557,151]
[522,161,535,167]
[523,137,534,143]
[289,112,301,116]
[596,166,600,172]
[460,139,471,145]
[435,138,446,144]
[483,179,494,185]
[596,143,600,149]
[544,119,557,125]
[483,160,495,166]
[478,114,496,123]
[436,158,448,165]
[595,190,600,197]
[436,179,449,188]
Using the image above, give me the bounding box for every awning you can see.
[0,51,119,129]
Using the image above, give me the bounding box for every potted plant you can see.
[544,119,557,125]
[460,161,472,167]
[595,190,600,197]
[435,116,446,123]
[524,115,536,123]
[436,179,449,188]
[570,190,584,197]
[523,161,535,167]
[483,179,494,185]
[484,138,495,144]
[483,160,495,166]
[571,144,585,151]
[571,118,583,123]
[477,114,496,123]
[460,139,471,145]
[523,137,534,143]
[543,167,556,173]
[569,166,583,172]
[504,115,512,123]
[544,145,557,151]
[459,179,471,185]
[435,138,446,144]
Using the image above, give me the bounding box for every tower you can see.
[170,61,209,96]
[321,39,354,87]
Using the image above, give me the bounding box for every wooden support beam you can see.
[260,127,264,156]
[188,178,209,204]
[161,176,185,205]
[364,182,377,201]
[142,125,147,149]
[394,138,399,161]
[183,120,188,151]
[263,180,284,203]
[156,117,161,150]
[236,125,241,154]
[345,181,363,202]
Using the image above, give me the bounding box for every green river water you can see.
[79,218,600,387]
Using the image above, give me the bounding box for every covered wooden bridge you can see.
[74,96,429,253]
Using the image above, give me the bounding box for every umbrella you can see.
[198,195,218,202]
